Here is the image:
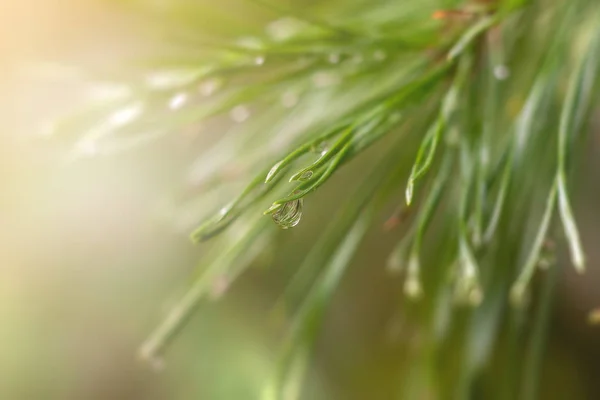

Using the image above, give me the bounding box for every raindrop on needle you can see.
[271,198,303,229]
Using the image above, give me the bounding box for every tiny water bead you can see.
[310,141,328,155]
[312,71,341,88]
[351,53,364,64]
[168,92,188,110]
[493,65,510,80]
[230,105,251,123]
[265,17,307,41]
[235,36,264,50]
[87,82,132,101]
[271,198,303,229]
[404,277,423,300]
[297,170,314,181]
[108,102,143,127]
[373,49,387,62]
[145,69,200,90]
[328,53,340,64]
[199,79,220,97]
[588,308,600,325]
[280,91,299,108]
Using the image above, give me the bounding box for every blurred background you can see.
[1,1,600,399]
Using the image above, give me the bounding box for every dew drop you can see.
[199,79,220,97]
[230,105,250,123]
[236,36,264,50]
[494,65,510,80]
[537,257,552,270]
[404,277,423,300]
[351,53,363,64]
[468,286,484,306]
[168,92,187,110]
[271,198,303,229]
[373,49,387,62]
[145,70,200,89]
[297,170,313,181]
[588,308,600,325]
[509,284,529,308]
[328,53,340,64]
[265,17,306,41]
[254,56,265,66]
[88,82,132,101]
[108,102,143,127]
[281,91,299,108]
[310,141,327,154]
[312,71,341,88]
[138,344,166,372]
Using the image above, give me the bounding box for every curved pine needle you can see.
[447,15,500,61]
[510,180,557,305]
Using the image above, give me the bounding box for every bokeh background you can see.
[2,1,600,399]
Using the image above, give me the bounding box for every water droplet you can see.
[297,170,313,181]
[537,257,552,270]
[254,56,265,66]
[468,286,483,306]
[265,17,307,41]
[310,141,328,155]
[199,79,220,97]
[588,308,600,325]
[312,71,341,88]
[389,111,402,123]
[138,344,166,372]
[88,82,132,101]
[510,284,529,308]
[108,102,143,127]
[404,255,422,299]
[271,198,303,229]
[145,69,201,89]
[328,53,340,64]
[236,36,264,50]
[230,105,250,123]
[351,53,363,64]
[494,65,510,80]
[373,49,387,61]
[404,277,422,299]
[281,91,298,108]
[168,92,187,110]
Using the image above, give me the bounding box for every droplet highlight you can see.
[297,170,313,181]
[328,53,340,64]
[312,71,341,88]
[199,79,220,97]
[108,102,143,127]
[271,198,303,229]
[281,91,299,108]
[230,105,250,123]
[168,93,187,110]
[494,65,510,80]
[373,49,387,62]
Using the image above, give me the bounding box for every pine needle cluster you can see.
[54,0,600,398]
